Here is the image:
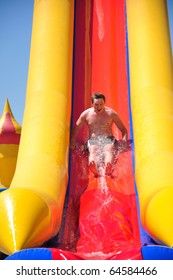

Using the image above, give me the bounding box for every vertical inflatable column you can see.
[59,0,92,250]
[0,0,74,255]
[126,0,173,245]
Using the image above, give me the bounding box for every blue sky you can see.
[0,0,34,125]
[0,0,172,126]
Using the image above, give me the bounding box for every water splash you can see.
[95,0,105,41]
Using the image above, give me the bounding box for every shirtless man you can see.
[70,93,128,176]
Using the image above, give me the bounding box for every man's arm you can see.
[70,111,86,149]
[112,111,128,141]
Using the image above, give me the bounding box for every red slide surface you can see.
[57,0,142,260]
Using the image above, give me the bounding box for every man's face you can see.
[93,98,105,114]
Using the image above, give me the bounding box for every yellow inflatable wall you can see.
[126,0,173,246]
[0,0,74,255]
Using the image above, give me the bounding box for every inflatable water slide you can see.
[0,0,173,260]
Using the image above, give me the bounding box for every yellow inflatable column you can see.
[0,0,74,254]
[126,0,173,245]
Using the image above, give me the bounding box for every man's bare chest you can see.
[86,113,112,127]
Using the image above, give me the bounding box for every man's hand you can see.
[118,139,128,152]
[70,142,86,153]
[70,141,76,149]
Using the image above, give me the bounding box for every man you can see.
[70,93,128,177]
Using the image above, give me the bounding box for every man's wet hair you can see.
[91,93,106,104]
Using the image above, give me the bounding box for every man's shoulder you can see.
[80,107,92,117]
[83,107,93,114]
[105,106,117,115]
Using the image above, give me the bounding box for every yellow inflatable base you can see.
[146,187,173,247]
[0,188,61,255]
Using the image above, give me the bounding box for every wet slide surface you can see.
[57,0,142,260]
